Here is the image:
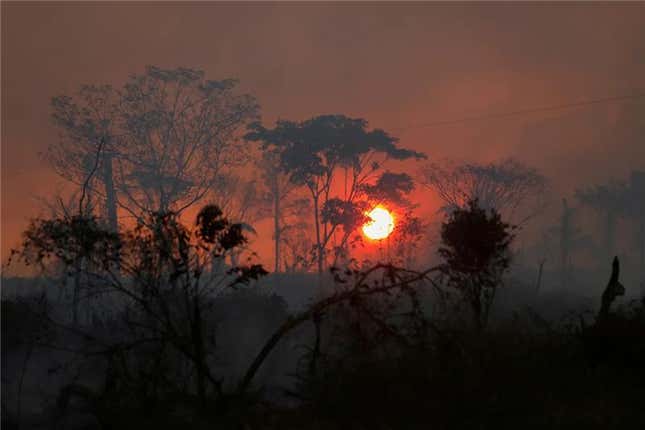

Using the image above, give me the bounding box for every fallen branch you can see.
[238,264,441,393]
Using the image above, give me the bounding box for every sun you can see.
[362,207,394,240]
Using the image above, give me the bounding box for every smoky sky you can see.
[2,2,645,266]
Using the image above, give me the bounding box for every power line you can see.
[392,91,645,133]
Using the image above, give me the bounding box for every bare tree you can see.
[281,220,315,273]
[389,208,426,269]
[420,158,547,224]
[48,85,121,231]
[117,67,259,216]
[252,149,303,272]
[47,67,259,230]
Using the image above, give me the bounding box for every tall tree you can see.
[281,219,315,273]
[49,85,121,231]
[255,148,302,272]
[118,66,259,216]
[543,198,590,289]
[247,115,425,272]
[47,67,259,229]
[576,180,627,260]
[576,171,645,289]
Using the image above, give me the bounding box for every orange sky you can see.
[3,2,645,272]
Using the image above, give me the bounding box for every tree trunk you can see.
[535,258,545,293]
[313,194,323,273]
[103,152,118,232]
[230,251,240,267]
[470,284,483,331]
[273,181,281,273]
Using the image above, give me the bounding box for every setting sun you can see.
[362,207,395,240]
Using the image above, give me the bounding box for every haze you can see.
[2,1,645,267]
[4,3,645,428]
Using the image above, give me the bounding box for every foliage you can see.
[320,198,369,233]
[246,115,425,272]
[360,171,415,206]
[7,204,267,424]
[9,215,121,271]
[439,199,515,329]
[247,115,424,188]
[576,180,628,214]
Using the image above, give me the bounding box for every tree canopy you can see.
[246,114,425,272]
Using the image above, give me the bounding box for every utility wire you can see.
[392,91,645,133]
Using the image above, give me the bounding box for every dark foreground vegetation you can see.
[3,200,645,430]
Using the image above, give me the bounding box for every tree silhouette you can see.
[247,115,425,272]
[239,141,304,273]
[576,179,628,260]
[9,204,267,412]
[438,199,515,329]
[49,85,121,231]
[118,66,259,216]
[281,219,315,273]
[576,171,645,291]
[421,158,546,224]
[48,66,259,231]
[389,209,426,268]
[360,171,415,207]
[206,173,272,267]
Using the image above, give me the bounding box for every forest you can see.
[2,64,645,429]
